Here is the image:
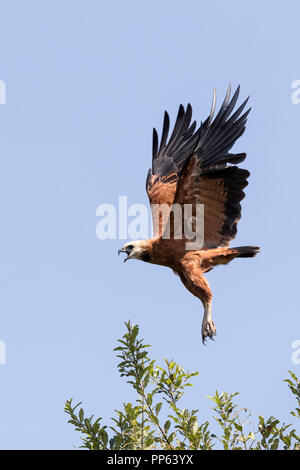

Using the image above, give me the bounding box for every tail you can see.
[232,246,260,258]
[203,246,260,269]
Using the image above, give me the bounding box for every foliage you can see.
[65,321,300,450]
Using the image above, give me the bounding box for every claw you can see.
[201,319,216,344]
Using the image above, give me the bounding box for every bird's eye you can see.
[127,244,134,250]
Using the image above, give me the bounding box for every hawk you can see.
[118,85,260,343]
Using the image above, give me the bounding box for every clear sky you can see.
[0,0,299,450]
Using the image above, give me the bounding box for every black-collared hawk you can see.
[118,85,259,343]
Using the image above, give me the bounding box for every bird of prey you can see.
[118,85,259,343]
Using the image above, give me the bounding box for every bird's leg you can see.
[202,302,216,344]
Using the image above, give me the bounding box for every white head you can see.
[118,240,151,263]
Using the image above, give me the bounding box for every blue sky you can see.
[0,0,299,449]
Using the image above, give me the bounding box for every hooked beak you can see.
[118,247,130,263]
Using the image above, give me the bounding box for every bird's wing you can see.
[165,84,251,248]
[146,104,200,237]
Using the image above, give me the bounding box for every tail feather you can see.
[204,245,260,269]
[232,246,260,258]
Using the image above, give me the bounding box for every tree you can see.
[65,321,300,450]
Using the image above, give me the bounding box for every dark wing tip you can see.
[196,85,251,168]
[152,128,158,162]
[207,87,217,126]
[186,102,192,113]
[151,101,199,178]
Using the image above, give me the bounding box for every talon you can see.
[201,319,216,344]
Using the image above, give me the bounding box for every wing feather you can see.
[146,85,251,245]
[166,85,251,248]
[146,103,199,236]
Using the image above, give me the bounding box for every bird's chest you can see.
[150,240,192,270]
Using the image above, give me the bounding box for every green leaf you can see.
[155,402,162,416]
[164,420,171,433]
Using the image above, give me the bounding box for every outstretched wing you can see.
[167,84,251,248]
[146,104,199,236]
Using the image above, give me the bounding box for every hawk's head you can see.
[118,240,151,263]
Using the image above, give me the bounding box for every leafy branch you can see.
[65,321,300,450]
